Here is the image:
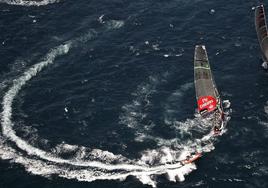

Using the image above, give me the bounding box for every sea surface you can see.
[0,0,267,188]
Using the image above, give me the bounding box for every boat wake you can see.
[0,21,230,187]
[0,0,60,6]
[119,75,165,142]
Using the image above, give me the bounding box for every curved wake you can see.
[0,21,230,187]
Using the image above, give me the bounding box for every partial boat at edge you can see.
[255,4,268,68]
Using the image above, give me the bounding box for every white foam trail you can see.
[0,25,229,187]
[137,175,156,187]
[119,74,171,142]
[1,30,146,170]
[0,139,199,187]
[0,26,193,185]
[166,163,196,182]
[0,0,60,6]
[0,40,202,186]
[119,76,160,131]
[2,21,199,186]
[0,42,151,171]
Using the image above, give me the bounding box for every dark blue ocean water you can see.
[0,0,268,188]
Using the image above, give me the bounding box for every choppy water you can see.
[0,0,267,188]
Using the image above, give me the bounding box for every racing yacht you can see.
[194,45,226,134]
[255,4,268,69]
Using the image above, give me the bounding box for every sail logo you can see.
[198,96,217,112]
